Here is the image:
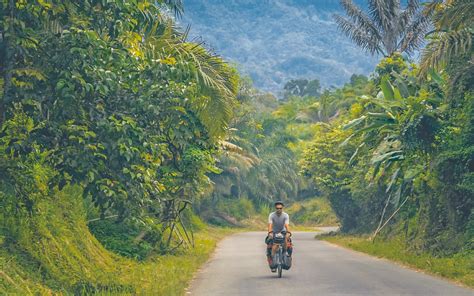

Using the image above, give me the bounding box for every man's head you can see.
[274,201,284,215]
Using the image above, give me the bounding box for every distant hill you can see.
[181,0,380,94]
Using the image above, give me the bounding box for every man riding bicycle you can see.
[266,201,292,272]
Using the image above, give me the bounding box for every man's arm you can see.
[285,214,290,233]
[268,213,273,233]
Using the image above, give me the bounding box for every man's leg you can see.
[267,243,277,272]
[285,232,292,256]
[266,243,273,264]
[266,235,274,268]
[270,243,279,272]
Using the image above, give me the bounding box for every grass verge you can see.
[0,184,239,295]
[120,227,236,295]
[1,226,236,295]
[319,234,474,288]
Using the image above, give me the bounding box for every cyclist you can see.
[266,201,292,271]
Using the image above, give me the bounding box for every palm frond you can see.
[399,12,431,54]
[422,1,442,19]
[368,0,392,31]
[339,0,381,40]
[334,15,383,55]
[145,22,238,138]
[387,0,401,21]
[420,29,473,75]
[337,0,427,56]
[399,0,420,33]
[438,0,474,30]
[219,140,260,171]
[158,0,184,18]
[419,0,474,77]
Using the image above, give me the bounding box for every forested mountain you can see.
[181,0,380,93]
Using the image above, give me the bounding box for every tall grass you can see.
[320,235,474,288]
[0,185,234,295]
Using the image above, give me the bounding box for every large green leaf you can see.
[386,167,401,193]
[371,150,404,165]
[380,76,395,100]
[343,115,367,130]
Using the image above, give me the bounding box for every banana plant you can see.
[342,73,443,238]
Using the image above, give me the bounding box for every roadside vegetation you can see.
[1,188,233,294]
[0,0,239,293]
[286,198,338,227]
[320,234,473,288]
[302,0,473,286]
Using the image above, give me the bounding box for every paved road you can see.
[189,230,473,296]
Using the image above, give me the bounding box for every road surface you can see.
[188,229,473,296]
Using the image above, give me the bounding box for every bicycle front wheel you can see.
[277,248,283,278]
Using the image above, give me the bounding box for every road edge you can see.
[184,229,249,295]
[318,237,473,291]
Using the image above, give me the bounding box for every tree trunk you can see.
[1,0,15,125]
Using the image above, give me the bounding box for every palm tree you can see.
[334,0,432,56]
[419,0,473,77]
[140,20,238,138]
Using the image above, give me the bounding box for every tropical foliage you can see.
[301,39,473,254]
[196,78,317,225]
[420,0,473,77]
[0,0,238,286]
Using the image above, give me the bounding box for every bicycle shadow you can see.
[249,274,293,280]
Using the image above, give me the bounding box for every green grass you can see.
[0,185,237,295]
[319,234,474,288]
[116,227,235,295]
[1,227,233,295]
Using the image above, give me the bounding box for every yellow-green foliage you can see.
[286,198,339,226]
[0,185,232,295]
[213,197,257,221]
[3,186,122,291]
[122,229,231,295]
[0,249,52,294]
[1,185,121,293]
[321,235,474,288]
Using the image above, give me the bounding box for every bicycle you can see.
[271,232,286,278]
